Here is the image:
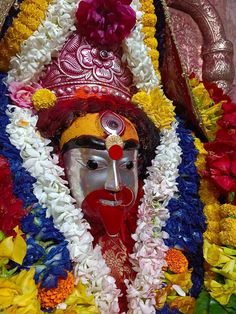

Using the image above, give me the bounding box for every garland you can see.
[139,0,160,77]
[6,105,120,313]
[0,0,51,72]
[122,0,158,93]
[126,121,182,312]
[7,0,78,84]
[156,120,206,314]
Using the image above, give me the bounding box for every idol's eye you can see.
[126,161,134,170]
[86,159,99,170]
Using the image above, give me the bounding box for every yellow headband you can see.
[60,112,139,149]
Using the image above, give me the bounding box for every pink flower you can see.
[8,82,41,109]
[76,0,136,46]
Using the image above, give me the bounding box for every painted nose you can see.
[105,160,121,192]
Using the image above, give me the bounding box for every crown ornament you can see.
[39,32,134,104]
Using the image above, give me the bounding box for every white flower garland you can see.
[6,106,120,314]
[7,0,78,84]
[126,122,182,313]
[122,0,159,93]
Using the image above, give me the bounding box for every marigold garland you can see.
[132,87,175,129]
[140,0,160,77]
[38,272,75,309]
[0,0,51,72]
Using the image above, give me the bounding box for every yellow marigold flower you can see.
[38,272,75,309]
[165,249,188,274]
[0,268,42,313]
[199,180,219,205]
[169,296,195,314]
[0,0,51,71]
[132,87,175,130]
[148,49,159,61]
[9,20,33,40]
[155,285,173,310]
[140,0,155,14]
[142,27,156,39]
[220,231,236,247]
[32,89,57,110]
[0,226,26,265]
[204,203,221,221]
[204,230,221,245]
[144,37,158,49]
[207,221,220,232]
[165,269,193,293]
[220,204,236,218]
[142,14,157,27]
[194,136,207,155]
[54,281,99,314]
[220,218,236,231]
[205,278,236,305]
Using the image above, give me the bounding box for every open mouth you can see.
[100,199,122,206]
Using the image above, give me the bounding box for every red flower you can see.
[203,81,231,104]
[76,0,136,46]
[204,141,236,193]
[0,156,26,236]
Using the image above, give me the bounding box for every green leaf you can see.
[193,289,210,314]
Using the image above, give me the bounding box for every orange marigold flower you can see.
[165,248,188,274]
[38,272,75,309]
[170,296,195,314]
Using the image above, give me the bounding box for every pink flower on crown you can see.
[8,82,42,109]
[79,46,121,82]
[76,0,136,46]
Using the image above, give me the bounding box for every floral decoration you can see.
[126,121,182,312]
[8,81,41,109]
[189,75,223,141]
[0,155,26,236]
[76,0,136,46]
[7,0,78,84]
[0,268,42,313]
[204,100,236,198]
[0,0,51,72]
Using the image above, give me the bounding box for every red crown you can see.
[40,31,134,103]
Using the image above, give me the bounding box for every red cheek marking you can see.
[108,145,123,160]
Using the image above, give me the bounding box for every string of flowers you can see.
[139,0,160,78]
[126,121,182,312]
[6,104,121,313]
[0,73,81,311]
[0,0,52,72]
[155,119,206,314]
[122,0,159,93]
[194,133,236,313]
[7,0,79,84]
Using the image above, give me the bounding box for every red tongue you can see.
[99,206,123,236]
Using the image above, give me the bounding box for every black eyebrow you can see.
[62,135,139,153]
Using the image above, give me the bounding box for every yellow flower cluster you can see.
[190,78,223,141]
[0,0,51,71]
[32,88,57,110]
[140,0,160,76]
[132,87,175,130]
[0,268,42,313]
[194,136,236,306]
[54,281,99,314]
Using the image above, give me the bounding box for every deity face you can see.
[62,111,140,235]
[63,141,139,217]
